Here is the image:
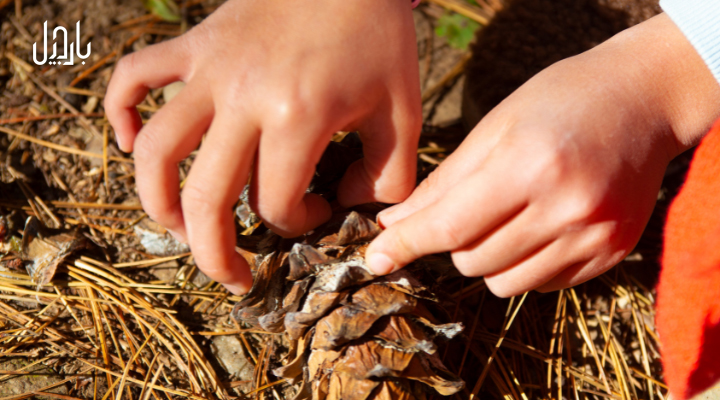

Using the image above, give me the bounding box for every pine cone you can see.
[232,211,465,400]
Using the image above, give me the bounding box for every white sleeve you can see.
[661,0,720,84]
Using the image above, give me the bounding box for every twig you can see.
[70,23,152,87]
[422,52,471,103]
[103,124,110,191]
[0,126,133,163]
[58,87,106,98]
[113,253,192,268]
[470,292,528,399]
[425,0,491,24]
[51,201,142,210]
[17,180,61,228]
[51,171,99,239]
[0,112,105,124]
[27,73,105,141]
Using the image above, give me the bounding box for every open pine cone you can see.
[231,134,464,400]
[232,211,465,400]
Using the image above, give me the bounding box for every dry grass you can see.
[0,0,668,399]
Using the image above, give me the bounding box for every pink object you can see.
[411,0,421,8]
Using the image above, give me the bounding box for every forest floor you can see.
[0,0,699,399]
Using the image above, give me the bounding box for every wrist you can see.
[613,14,720,156]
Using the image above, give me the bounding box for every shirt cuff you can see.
[661,0,720,85]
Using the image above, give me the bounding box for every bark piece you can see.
[21,216,85,289]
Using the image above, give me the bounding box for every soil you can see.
[463,0,661,126]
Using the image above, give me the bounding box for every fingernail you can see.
[377,205,400,228]
[166,228,187,244]
[367,252,396,275]
[116,138,130,153]
[223,283,249,295]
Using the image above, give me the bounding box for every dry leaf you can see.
[21,216,84,289]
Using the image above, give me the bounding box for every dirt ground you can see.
[0,0,704,399]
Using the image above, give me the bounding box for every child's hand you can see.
[105,0,421,294]
[367,14,720,297]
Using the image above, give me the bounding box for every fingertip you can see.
[222,254,254,295]
[337,160,372,207]
[337,159,414,208]
[223,283,249,295]
[196,250,253,295]
[261,193,332,238]
[303,193,333,229]
[107,109,143,153]
[376,204,402,228]
[366,251,397,275]
[483,273,530,298]
[166,227,187,244]
[229,252,254,294]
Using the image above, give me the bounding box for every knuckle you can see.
[132,129,164,163]
[115,52,139,76]
[181,184,222,221]
[265,90,315,128]
[532,147,569,184]
[560,195,601,227]
[390,228,421,262]
[435,217,466,250]
[273,102,307,128]
[417,168,442,193]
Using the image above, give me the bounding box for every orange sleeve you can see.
[658,118,720,400]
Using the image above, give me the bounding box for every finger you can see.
[366,166,527,276]
[449,204,559,277]
[483,222,625,297]
[535,227,630,293]
[337,98,421,207]
[105,38,191,152]
[250,121,333,238]
[377,114,507,227]
[181,109,258,294]
[133,81,213,241]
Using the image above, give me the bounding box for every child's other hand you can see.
[105,0,421,294]
[367,14,720,297]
